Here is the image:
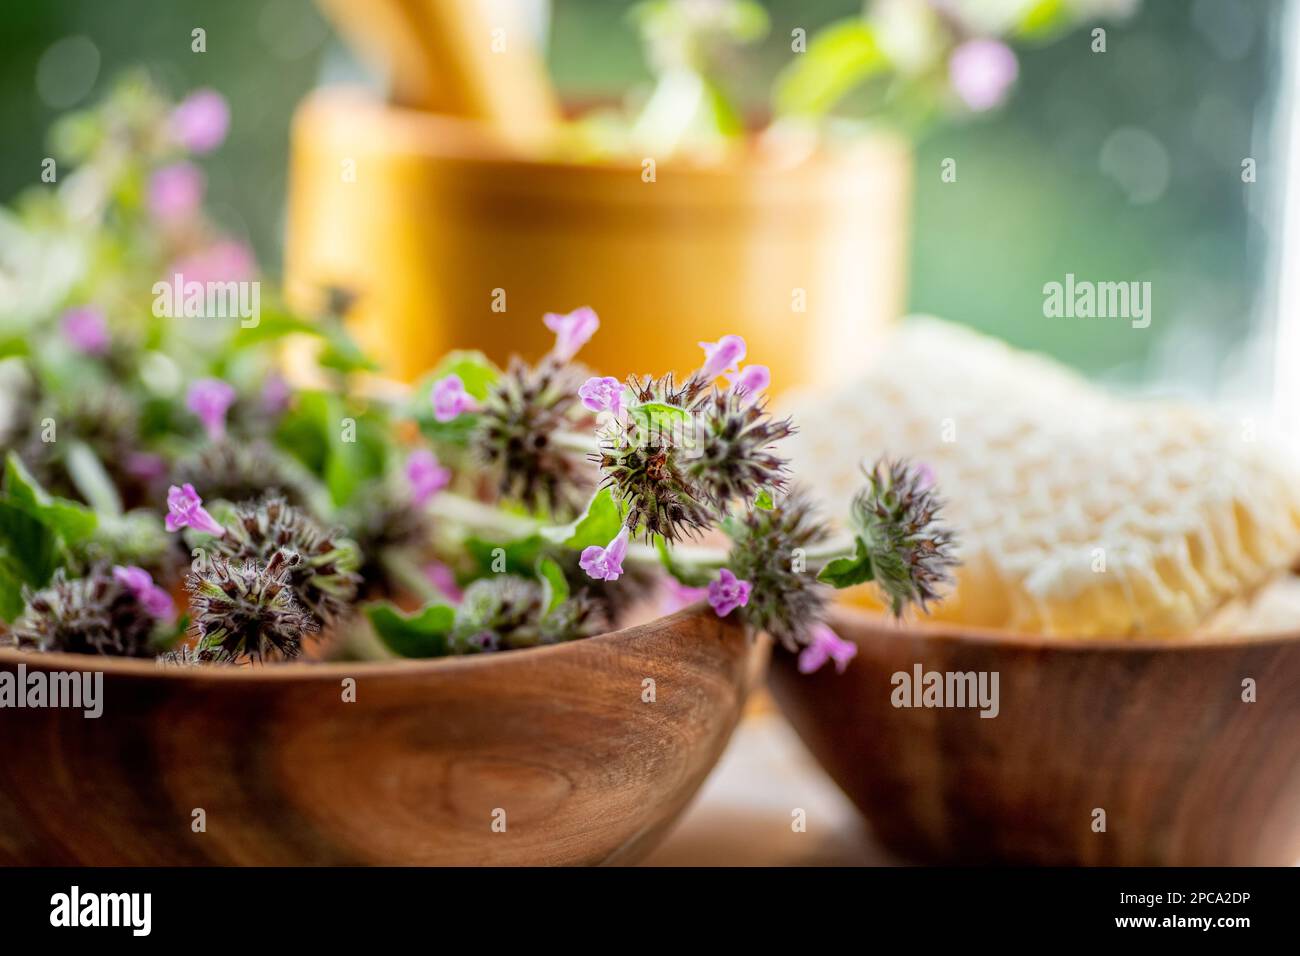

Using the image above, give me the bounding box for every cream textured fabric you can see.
[781,317,1300,637]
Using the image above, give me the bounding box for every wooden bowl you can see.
[0,607,765,865]
[768,607,1300,866]
[283,88,911,389]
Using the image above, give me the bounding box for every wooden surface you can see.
[768,608,1300,866]
[0,607,764,865]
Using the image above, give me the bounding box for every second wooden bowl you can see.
[768,607,1300,865]
[0,606,764,865]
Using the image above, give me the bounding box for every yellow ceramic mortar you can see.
[284,87,912,388]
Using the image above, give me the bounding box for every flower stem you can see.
[380,551,445,604]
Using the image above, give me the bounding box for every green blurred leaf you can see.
[365,601,455,658]
[654,537,713,588]
[536,556,570,613]
[65,441,122,518]
[4,453,96,544]
[816,536,875,589]
[774,19,887,118]
[754,489,775,511]
[545,487,622,550]
[464,534,547,576]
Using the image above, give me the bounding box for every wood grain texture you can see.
[0,606,765,865]
[768,608,1300,866]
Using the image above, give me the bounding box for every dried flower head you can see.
[171,439,316,511]
[449,575,605,653]
[725,487,831,650]
[852,458,958,616]
[9,568,162,658]
[186,551,316,663]
[474,357,592,519]
[211,496,361,628]
[341,480,437,598]
[684,389,791,508]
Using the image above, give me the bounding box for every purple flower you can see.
[915,461,936,491]
[660,577,708,614]
[112,565,175,621]
[61,307,109,356]
[170,239,256,285]
[186,378,237,441]
[949,39,1018,112]
[579,526,630,582]
[797,623,858,675]
[148,161,205,222]
[578,375,624,416]
[165,483,225,536]
[543,306,600,362]
[171,88,230,153]
[725,364,770,402]
[431,374,478,422]
[125,452,168,481]
[424,561,463,603]
[261,373,292,416]
[707,568,752,617]
[406,448,451,507]
[698,334,746,379]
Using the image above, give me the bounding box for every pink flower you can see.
[707,568,752,617]
[543,306,600,362]
[579,526,630,582]
[406,448,451,507]
[698,334,746,379]
[797,623,858,675]
[112,565,175,620]
[725,364,770,402]
[186,378,237,441]
[949,39,1018,112]
[660,577,708,614]
[148,162,205,222]
[171,88,230,153]
[165,483,225,536]
[125,452,167,481]
[578,375,624,416]
[261,373,292,416]
[424,561,464,603]
[915,461,936,491]
[61,307,109,355]
[431,374,478,422]
[169,239,256,285]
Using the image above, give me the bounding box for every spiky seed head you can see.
[341,480,438,599]
[725,487,832,651]
[628,371,710,411]
[171,440,316,511]
[596,436,712,542]
[22,384,142,501]
[9,568,161,658]
[474,357,592,519]
[213,495,361,628]
[186,550,316,663]
[684,389,792,508]
[853,458,958,616]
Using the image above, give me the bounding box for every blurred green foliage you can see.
[0,0,1281,387]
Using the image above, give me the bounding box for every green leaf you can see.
[3,453,96,544]
[464,534,547,576]
[545,487,622,550]
[227,308,322,350]
[628,401,691,436]
[411,352,499,447]
[816,536,876,589]
[754,489,775,511]
[0,556,27,621]
[535,556,570,614]
[431,351,500,401]
[65,441,122,518]
[0,502,58,588]
[773,19,887,118]
[365,601,455,658]
[1015,0,1072,41]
